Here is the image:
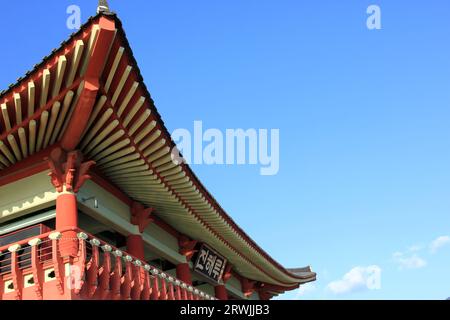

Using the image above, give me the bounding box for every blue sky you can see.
[1,1,449,299]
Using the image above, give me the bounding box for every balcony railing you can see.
[0,227,216,300]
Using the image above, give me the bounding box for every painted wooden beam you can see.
[51,56,67,99]
[104,47,124,93]
[66,40,85,88]
[60,17,116,151]
[27,81,35,118]
[13,93,22,126]
[1,103,11,131]
[40,69,50,108]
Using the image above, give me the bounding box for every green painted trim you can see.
[0,209,56,236]
[225,282,248,300]
[77,190,186,264]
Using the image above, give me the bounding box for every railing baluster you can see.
[181,284,188,300]
[9,244,23,300]
[194,289,200,300]
[86,238,100,298]
[49,232,64,295]
[150,273,159,300]
[168,277,175,300]
[98,245,112,300]
[188,286,194,300]
[175,280,182,300]
[72,233,87,295]
[141,266,151,300]
[131,260,143,300]
[28,238,43,299]
[121,255,133,300]
[111,250,123,300]
[159,273,168,300]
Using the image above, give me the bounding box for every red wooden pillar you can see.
[215,264,232,300]
[46,148,95,258]
[127,234,145,260]
[128,202,154,259]
[176,263,192,285]
[241,278,256,298]
[215,284,228,300]
[56,192,79,257]
[128,202,154,300]
[177,235,198,286]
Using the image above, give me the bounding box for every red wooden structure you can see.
[0,3,316,300]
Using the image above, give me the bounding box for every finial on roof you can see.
[97,0,110,14]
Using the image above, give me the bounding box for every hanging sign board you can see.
[193,244,227,283]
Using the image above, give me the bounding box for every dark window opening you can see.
[94,230,127,249]
[148,258,176,272]
[192,280,208,287]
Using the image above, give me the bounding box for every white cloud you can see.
[326,266,381,295]
[407,245,423,253]
[392,252,427,270]
[295,283,316,299]
[429,236,450,254]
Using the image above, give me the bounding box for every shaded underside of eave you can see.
[108,13,314,287]
[0,13,315,288]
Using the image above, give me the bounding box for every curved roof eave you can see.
[0,12,316,289]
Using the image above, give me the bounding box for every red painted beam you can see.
[0,147,51,187]
[60,17,116,151]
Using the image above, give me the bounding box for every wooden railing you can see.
[0,227,216,300]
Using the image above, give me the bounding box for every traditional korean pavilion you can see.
[0,2,316,300]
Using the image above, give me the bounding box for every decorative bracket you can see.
[178,235,198,261]
[130,202,155,233]
[222,264,233,283]
[45,148,95,193]
[241,278,256,298]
